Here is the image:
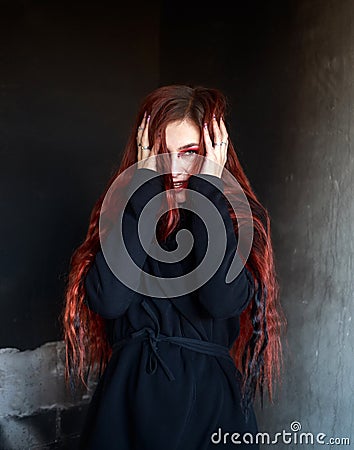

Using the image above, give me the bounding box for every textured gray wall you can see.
[0,342,95,449]
[252,1,354,446]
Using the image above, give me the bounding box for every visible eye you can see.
[178,149,199,157]
[184,150,198,156]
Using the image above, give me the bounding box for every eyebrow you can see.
[177,143,199,150]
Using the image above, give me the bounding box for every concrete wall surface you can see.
[0,341,94,449]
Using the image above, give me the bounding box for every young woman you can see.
[62,85,286,449]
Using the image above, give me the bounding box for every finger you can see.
[140,115,150,148]
[138,115,152,161]
[138,113,150,160]
[219,117,229,142]
[140,111,147,127]
[220,118,229,152]
[136,111,147,144]
[203,122,213,152]
[137,113,147,162]
[219,117,229,155]
[212,115,222,147]
[136,115,146,161]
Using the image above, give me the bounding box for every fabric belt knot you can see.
[129,326,176,381]
[112,299,234,382]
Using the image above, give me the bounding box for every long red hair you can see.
[62,85,287,417]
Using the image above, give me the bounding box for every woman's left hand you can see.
[201,115,229,178]
[136,113,160,171]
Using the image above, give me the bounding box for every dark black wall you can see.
[0,0,295,350]
[160,1,295,205]
[0,2,160,349]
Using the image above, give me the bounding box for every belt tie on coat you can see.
[112,300,234,382]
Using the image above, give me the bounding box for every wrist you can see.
[199,159,224,178]
[137,159,156,171]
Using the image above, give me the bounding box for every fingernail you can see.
[213,114,216,120]
[204,122,208,128]
[147,115,151,121]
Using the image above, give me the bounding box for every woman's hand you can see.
[200,115,229,178]
[136,112,160,171]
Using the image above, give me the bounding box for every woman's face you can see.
[165,118,200,204]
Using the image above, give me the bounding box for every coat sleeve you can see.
[187,173,255,319]
[84,168,165,319]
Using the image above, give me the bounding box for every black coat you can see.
[80,168,260,450]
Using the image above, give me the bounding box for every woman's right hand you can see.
[136,112,160,171]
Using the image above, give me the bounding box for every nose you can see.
[170,153,186,177]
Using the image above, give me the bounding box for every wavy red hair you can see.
[62,85,287,417]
